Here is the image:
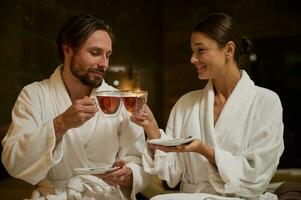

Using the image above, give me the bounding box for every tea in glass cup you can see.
[96,91,122,116]
[122,90,148,115]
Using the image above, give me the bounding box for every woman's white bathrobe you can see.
[2,66,149,200]
[143,71,284,200]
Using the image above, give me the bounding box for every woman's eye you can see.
[91,51,100,56]
[198,48,205,53]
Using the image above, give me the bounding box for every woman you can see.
[131,13,284,200]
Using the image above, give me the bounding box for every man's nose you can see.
[98,55,109,67]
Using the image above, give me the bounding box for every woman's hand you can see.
[130,105,161,139]
[149,139,201,153]
[150,139,216,165]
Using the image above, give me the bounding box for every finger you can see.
[111,166,131,178]
[79,97,97,106]
[72,101,97,113]
[130,115,146,122]
[119,176,125,182]
[144,104,151,113]
[81,105,98,114]
[101,167,124,179]
[176,145,186,150]
[149,143,157,150]
[101,177,118,186]
[155,145,181,152]
[131,111,148,118]
[71,104,97,114]
[77,112,96,121]
[98,173,116,182]
[114,160,125,167]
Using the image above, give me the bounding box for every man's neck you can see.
[61,67,92,102]
[67,83,92,102]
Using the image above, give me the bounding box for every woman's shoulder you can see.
[254,86,282,109]
[255,86,281,101]
[173,89,203,109]
[180,89,202,100]
[167,89,203,123]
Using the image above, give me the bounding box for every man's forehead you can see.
[84,30,112,51]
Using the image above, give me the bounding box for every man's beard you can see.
[70,57,105,88]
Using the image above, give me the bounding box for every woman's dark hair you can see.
[193,13,252,65]
[56,14,114,61]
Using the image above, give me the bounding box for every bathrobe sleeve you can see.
[1,83,63,185]
[142,91,199,188]
[208,90,284,197]
[142,129,183,188]
[118,117,150,199]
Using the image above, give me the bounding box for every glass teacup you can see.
[95,90,122,117]
[122,90,148,115]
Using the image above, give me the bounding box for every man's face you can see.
[69,30,112,88]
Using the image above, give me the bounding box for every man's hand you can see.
[54,96,98,143]
[97,160,133,189]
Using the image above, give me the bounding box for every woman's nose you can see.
[190,54,198,64]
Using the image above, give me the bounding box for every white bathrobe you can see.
[2,66,149,200]
[143,71,284,200]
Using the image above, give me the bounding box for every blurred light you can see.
[109,65,127,72]
[113,80,119,86]
[107,65,141,90]
[250,53,257,62]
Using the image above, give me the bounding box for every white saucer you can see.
[73,166,120,175]
[148,137,194,146]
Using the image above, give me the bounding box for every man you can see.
[1,14,149,200]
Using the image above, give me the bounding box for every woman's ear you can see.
[225,41,235,58]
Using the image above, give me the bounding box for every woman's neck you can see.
[213,66,241,99]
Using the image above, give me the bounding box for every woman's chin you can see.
[197,73,209,80]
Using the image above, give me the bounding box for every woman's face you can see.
[190,32,227,80]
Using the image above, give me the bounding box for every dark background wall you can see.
[0,0,164,126]
[1,0,301,169]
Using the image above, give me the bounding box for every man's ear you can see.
[225,41,235,58]
[63,45,73,58]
